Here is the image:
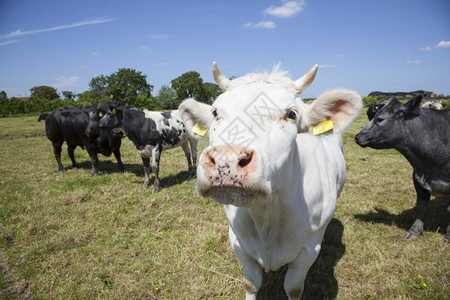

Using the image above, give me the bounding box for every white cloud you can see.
[319,64,337,68]
[337,54,346,58]
[149,34,170,39]
[420,40,450,51]
[264,0,305,18]
[0,18,117,40]
[53,76,81,89]
[406,60,421,64]
[243,21,276,29]
[140,46,149,51]
[0,40,18,46]
[436,40,450,48]
[420,46,433,51]
[91,51,101,56]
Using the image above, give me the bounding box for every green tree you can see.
[30,85,59,100]
[61,90,76,101]
[157,85,179,109]
[134,94,158,109]
[76,91,109,106]
[89,68,153,107]
[89,75,109,98]
[171,71,205,104]
[0,91,8,116]
[202,82,222,104]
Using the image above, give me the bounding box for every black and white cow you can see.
[98,106,198,192]
[45,101,124,176]
[355,95,450,242]
[421,101,443,110]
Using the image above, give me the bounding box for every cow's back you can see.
[143,109,189,150]
[46,106,93,146]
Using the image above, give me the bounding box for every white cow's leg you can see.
[284,242,322,300]
[180,141,192,171]
[242,261,263,300]
[231,240,262,299]
[189,138,198,168]
[151,146,161,192]
[141,157,151,189]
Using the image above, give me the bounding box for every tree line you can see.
[0,68,222,117]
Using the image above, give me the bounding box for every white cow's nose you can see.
[201,145,255,186]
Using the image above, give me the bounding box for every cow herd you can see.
[42,62,448,299]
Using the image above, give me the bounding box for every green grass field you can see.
[0,114,449,299]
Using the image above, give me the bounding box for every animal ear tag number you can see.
[111,108,116,115]
[313,120,333,135]
[192,123,208,136]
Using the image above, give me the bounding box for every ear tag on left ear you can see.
[99,112,104,117]
[313,120,333,135]
[111,108,116,115]
[192,123,208,136]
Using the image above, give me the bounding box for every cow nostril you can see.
[210,156,216,165]
[238,152,253,168]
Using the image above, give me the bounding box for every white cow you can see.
[179,62,362,299]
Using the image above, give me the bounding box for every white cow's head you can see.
[179,62,361,207]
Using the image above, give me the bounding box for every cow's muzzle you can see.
[197,144,270,206]
[202,145,254,187]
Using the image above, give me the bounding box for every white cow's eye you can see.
[212,108,218,118]
[284,110,297,121]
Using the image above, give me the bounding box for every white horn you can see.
[294,64,319,94]
[212,61,230,91]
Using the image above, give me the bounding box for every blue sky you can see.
[1,0,449,99]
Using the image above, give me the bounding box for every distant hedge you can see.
[0,98,78,117]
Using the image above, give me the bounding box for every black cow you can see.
[355,95,450,242]
[38,113,49,121]
[366,102,386,121]
[45,101,124,176]
[98,106,198,192]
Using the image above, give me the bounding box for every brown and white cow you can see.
[179,62,362,299]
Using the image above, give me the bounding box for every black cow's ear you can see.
[403,95,422,112]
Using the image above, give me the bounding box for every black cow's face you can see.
[355,96,422,149]
[97,101,123,131]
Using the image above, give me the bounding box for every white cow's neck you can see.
[247,193,286,272]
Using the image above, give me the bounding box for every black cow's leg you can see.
[405,175,430,240]
[444,204,450,243]
[67,143,78,169]
[113,141,124,172]
[180,141,193,172]
[52,140,65,172]
[151,146,162,193]
[142,157,151,189]
[88,152,100,176]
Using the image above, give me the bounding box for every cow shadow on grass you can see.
[354,195,450,238]
[257,218,345,300]
[67,160,141,175]
[72,160,195,189]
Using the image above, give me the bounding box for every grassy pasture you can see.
[0,113,448,299]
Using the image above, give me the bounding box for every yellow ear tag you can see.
[313,120,334,135]
[111,108,116,115]
[192,123,208,136]
[99,112,104,117]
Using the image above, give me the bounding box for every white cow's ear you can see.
[298,89,362,134]
[178,98,214,139]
